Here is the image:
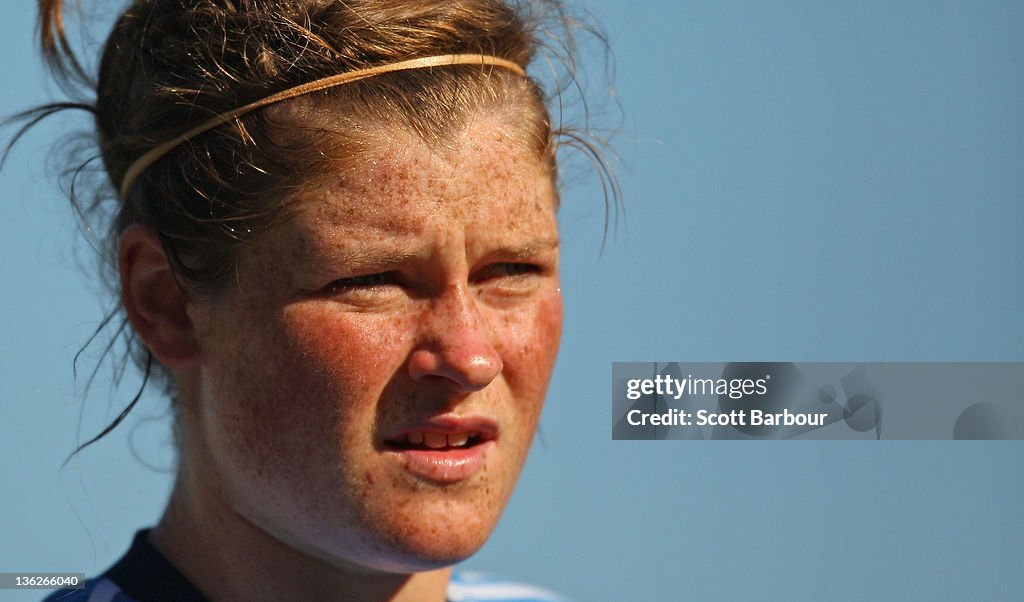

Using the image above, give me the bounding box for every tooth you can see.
[447,432,469,447]
[423,432,447,448]
[407,432,424,445]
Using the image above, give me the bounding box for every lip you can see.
[382,416,498,484]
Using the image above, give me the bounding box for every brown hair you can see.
[8,0,615,453]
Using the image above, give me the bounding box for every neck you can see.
[150,463,451,602]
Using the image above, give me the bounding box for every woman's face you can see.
[185,114,562,572]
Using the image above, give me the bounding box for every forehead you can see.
[285,117,558,247]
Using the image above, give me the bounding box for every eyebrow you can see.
[297,235,559,270]
[314,248,421,268]
[482,237,561,259]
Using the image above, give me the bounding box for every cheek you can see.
[262,305,421,469]
[198,302,411,506]
[495,289,564,434]
[523,291,564,388]
[278,305,413,402]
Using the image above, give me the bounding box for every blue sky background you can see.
[2,1,1022,600]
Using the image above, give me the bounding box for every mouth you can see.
[382,418,498,484]
[385,430,491,451]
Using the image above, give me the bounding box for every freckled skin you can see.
[184,114,563,576]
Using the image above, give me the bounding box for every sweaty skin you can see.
[150,113,563,601]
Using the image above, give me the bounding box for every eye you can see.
[325,271,399,294]
[500,263,541,277]
[474,262,545,294]
[477,262,541,280]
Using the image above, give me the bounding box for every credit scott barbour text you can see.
[624,408,830,427]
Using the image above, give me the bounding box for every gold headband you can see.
[119,53,526,199]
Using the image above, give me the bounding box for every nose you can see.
[407,285,502,392]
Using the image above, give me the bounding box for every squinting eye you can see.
[477,262,542,282]
[497,263,538,276]
[326,272,398,293]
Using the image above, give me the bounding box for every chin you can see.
[372,547,480,574]
[347,535,491,575]
[349,506,498,574]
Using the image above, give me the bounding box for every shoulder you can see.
[447,570,569,602]
[42,578,136,602]
[42,529,202,602]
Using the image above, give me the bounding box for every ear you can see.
[119,224,201,369]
